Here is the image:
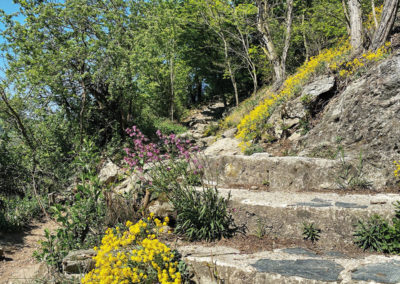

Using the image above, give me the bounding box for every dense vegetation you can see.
[1,2,399,279]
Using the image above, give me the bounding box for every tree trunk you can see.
[342,0,351,33]
[371,0,379,29]
[280,0,294,78]
[256,0,293,85]
[302,13,310,62]
[371,0,399,50]
[348,0,364,53]
[223,37,239,106]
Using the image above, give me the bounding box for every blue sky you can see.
[0,1,24,75]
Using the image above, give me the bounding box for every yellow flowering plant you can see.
[394,161,400,178]
[236,41,391,151]
[82,214,189,284]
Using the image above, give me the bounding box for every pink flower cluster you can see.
[124,126,200,174]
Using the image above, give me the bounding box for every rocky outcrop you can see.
[205,154,341,190]
[297,55,400,188]
[98,160,122,184]
[62,249,96,275]
[204,138,241,156]
[268,76,336,140]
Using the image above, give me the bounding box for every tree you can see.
[256,0,294,85]
[371,0,399,50]
[344,0,399,52]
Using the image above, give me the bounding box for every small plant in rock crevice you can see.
[336,150,372,190]
[354,202,400,254]
[302,222,321,243]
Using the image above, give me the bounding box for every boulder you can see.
[98,160,121,184]
[148,200,174,218]
[298,54,400,188]
[222,128,237,138]
[204,138,241,156]
[114,175,137,195]
[62,249,96,275]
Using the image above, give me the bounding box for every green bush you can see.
[0,194,44,232]
[203,123,219,137]
[171,186,239,241]
[153,118,187,135]
[354,202,400,254]
[34,173,107,268]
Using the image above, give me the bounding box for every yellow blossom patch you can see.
[82,216,181,284]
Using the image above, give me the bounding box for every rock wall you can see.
[296,54,400,188]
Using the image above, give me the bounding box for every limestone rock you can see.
[148,200,174,218]
[62,249,96,275]
[298,55,400,188]
[114,175,137,195]
[269,76,335,139]
[204,138,241,156]
[98,160,121,184]
[205,154,341,191]
[222,128,237,138]
[301,75,335,101]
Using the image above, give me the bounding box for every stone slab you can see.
[252,259,343,282]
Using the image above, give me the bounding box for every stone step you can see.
[197,187,399,248]
[204,154,346,191]
[179,244,400,284]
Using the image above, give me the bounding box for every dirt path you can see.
[0,218,58,283]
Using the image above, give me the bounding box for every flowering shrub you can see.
[335,43,391,77]
[394,161,400,178]
[123,126,203,209]
[123,126,239,241]
[236,41,391,150]
[82,215,186,284]
[236,42,351,147]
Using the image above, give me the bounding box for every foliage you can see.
[236,41,351,148]
[302,222,321,243]
[171,186,238,241]
[336,150,371,190]
[334,43,391,77]
[243,144,264,156]
[203,123,219,137]
[254,218,267,239]
[82,216,189,284]
[153,119,187,136]
[354,214,400,253]
[0,194,43,232]
[393,160,400,178]
[235,40,391,151]
[124,125,238,241]
[34,172,107,268]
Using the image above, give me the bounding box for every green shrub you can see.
[34,173,107,268]
[203,123,219,137]
[171,186,239,241]
[154,118,187,135]
[0,194,44,232]
[354,203,400,254]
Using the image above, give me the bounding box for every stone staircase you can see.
[177,154,400,284]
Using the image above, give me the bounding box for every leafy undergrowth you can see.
[354,201,400,254]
